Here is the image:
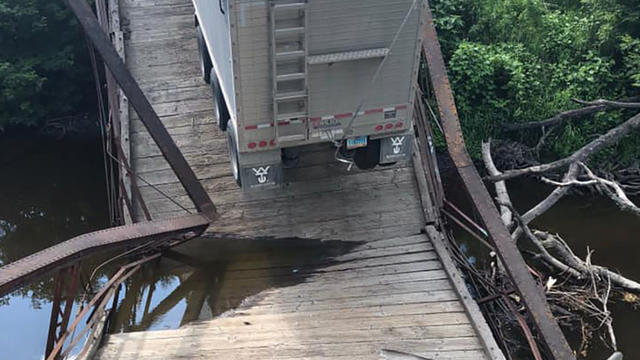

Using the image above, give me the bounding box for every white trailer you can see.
[193,0,423,190]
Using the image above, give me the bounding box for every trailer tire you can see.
[226,125,242,187]
[211,76,231,131]
[196,25,212,84]
[353,139,381,170]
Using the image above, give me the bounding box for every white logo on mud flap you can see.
[391,136,406,154]
[252,166,271,184]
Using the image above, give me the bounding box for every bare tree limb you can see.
[539,178,598,187]
[510,164,580,241]
[507,205,582,278]
[579,163,640,217]
[482,140,513,227]
[503,96,640,131]
[522,163,580,224]
[503,104,609,131]
[573,98,640,109]
[509,207,640,292]
[535,125,556,155]
[490,112,640,182]
[536,231,640,292]
[599,275,617,351]
[535,231,584,271]
[539,163,640,217]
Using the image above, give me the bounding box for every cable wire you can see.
[332,0,418,165]
[104,151,193,214]
[342,0,417,136]
[87,37,117,225]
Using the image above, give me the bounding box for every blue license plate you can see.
[346,136,368,149]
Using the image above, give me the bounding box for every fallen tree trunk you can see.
[482,140,513,227]
[490,112,640,182]
[503,97,640,131]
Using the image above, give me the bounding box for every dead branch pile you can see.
[476,97,640,357]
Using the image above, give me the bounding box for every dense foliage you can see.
[431,0,640,165]
[0,0,93,130]
[1,0,638,166]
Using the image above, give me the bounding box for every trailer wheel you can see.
[353,139,381,170]
[226,125,242,187]
[196,25,212,84]
[211,76,231,131]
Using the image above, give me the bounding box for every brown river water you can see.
[0,136,637,359]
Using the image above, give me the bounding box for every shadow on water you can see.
[109,236,359,333]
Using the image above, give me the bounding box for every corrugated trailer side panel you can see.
[193,0,237,122]
[307,0,421,138]
[231,0,275,151]
[230,0,422,152]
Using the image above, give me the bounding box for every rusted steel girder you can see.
[64,0,216,220]
[45,265,80,360]
[0,214,209,297]
[420,1,576,359]
[0,0,220,297]
[46,254,162,360]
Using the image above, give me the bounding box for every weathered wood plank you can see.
[98,337,485,360]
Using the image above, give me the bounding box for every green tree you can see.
[0,0,93,130]
[431,0,640,165]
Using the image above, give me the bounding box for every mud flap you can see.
[240,164,283,190]
[379,134,414,164]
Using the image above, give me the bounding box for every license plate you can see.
[346,136,368,149]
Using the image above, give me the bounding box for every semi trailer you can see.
[193,0,423,190]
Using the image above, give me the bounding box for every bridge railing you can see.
[0,0,220,358]
[417,2,575,359]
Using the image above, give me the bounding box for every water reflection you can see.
[109,236,357,333]
[0,134,109,359]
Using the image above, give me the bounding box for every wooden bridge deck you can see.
[98,234,490,360]
[96,0,504,358]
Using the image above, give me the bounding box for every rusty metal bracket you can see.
[420,1,575,359]
[45,265,80,360]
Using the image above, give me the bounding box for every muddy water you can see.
[107,237,355,333]
[0,134,109,360]
[444,172,640,359]
[511,179,640,360]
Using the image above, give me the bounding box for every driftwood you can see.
[481,140,513,227]
[490,111,640,181]
[480,98,640,356]
[482,143,580,240]
[542,162,640,217]
[521,163,579,224]
[483,146,640,291]
[508,207,581,278]
[503,96,640,131]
